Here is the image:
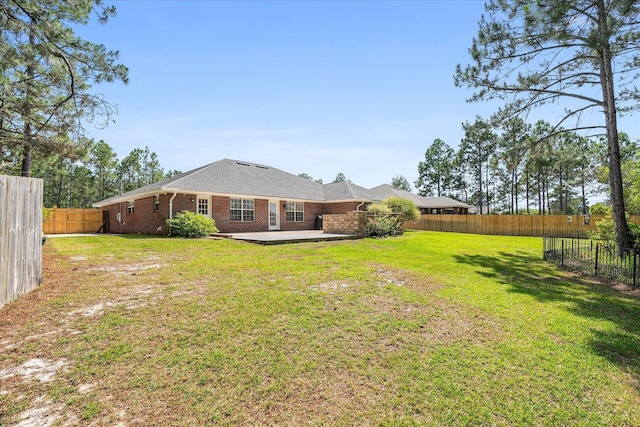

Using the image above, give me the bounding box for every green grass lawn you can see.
[1,231,639,426]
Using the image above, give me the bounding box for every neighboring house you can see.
[92,159,470,235]
[368,185,470,215]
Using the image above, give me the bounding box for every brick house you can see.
[92,159,469,235]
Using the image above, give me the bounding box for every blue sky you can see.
[77,0,638,190]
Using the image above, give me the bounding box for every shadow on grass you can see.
[453,251,640,379]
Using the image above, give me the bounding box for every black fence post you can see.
[595,243,599,274]
[561,239,564,267]
[634,250,637,287]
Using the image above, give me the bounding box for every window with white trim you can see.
[127,201,135,214]
[230,198,254,222]
[197,197,209,216]
[285,201,304,222]
[153,195,160,212]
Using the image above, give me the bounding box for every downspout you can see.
[169,192,177,218]
[356,201,365,211]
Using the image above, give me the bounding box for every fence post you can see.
[634,250,637,287]
[595,243,599,274]
[561,239,564,266]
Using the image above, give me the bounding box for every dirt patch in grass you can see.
[0,247,176,426]
[0,358,68,384]
[10,396,64,427]
[244,369,387,426]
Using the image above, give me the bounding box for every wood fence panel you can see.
[43,208,102,234]
[1,175,43,309]
[406,214,626,238]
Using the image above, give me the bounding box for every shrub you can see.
[366,202,392,216]
[589,203,611,215]
[589,213,640,250]
[382,197,420,221]
[365,198,419,238]
[629,222,640,248]
[43,206,55,222]
[588,214,617,250]
[166,210,218,238]
[365,215,403,238]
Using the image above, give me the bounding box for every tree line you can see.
[413,117,636,215]
[1,140,179,208]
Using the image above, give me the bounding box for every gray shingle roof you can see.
[368,184,470,209]
[94,159,326,206]
[92,159,470,210]
[321,181,377,201]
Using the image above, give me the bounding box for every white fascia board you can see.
[92,187,184,207]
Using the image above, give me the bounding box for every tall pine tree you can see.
[0,1,128,176]
[455,0,640,254]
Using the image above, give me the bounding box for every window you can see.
[286,201,304,222]
[197,197,209,216]
[127,201,135,214]
[230,198,254,222]
[153,195,160,212]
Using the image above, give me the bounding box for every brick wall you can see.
[212,196,269,233]
[103,193,194,235]
[172,194,196,216]
[322,201,364,214]
[101,195,368,235]
[322,211,367,236]
[213,199,325,232]
[281,201,323,231]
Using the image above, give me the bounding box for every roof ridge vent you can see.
[255,164,269,169]
[236,161,251,166]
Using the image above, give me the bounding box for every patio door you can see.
[268,200,280,230]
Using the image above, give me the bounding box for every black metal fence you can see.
[543,237,639,286]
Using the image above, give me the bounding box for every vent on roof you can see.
[256,164,269,169]
[236,162,250,166]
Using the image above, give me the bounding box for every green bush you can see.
[166,210,218,238]
[382,197,420,221]
[589,203,611,215]
[365,215,403,238]
[365,197,419,238]
[589,213,640,250]
[628,222,640,247]
[588,214,617,250]
[366,202,392,216]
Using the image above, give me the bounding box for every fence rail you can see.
[543,236,638,286]
[43,208,103,234]
[406,214,640,238]
[1,175,43,309]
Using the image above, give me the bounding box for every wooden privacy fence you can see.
[43,208,103,234]
[1,175,43,309]
[406,214,640,238]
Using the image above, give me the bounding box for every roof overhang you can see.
[92,189,366,208]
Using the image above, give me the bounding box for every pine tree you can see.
[415,138,455,197]
[455,0,640,254]
[0,0,128,176]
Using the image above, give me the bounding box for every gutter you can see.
[169,192,177,218]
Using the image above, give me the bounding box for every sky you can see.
[76,0,639,190]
